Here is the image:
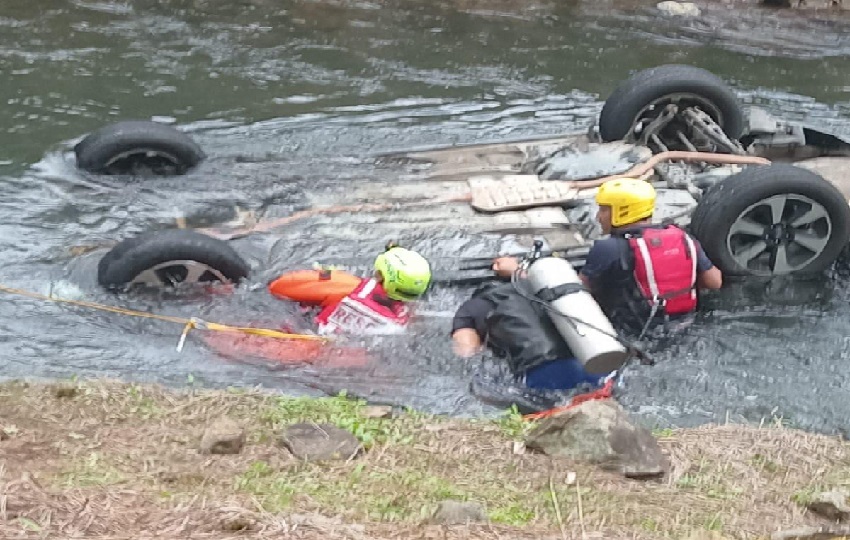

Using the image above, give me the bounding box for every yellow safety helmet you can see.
[595,178,657,228]
[374,246,432,302]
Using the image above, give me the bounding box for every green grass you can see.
[59,452,126,487]
[674,460,743,501]
[257,393,420,448]
[494,405,535,440]
[234,459,471,521]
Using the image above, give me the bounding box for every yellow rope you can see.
[0,284,332,351]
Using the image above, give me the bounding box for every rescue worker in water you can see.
[451,178,723,391]
[315,244,432,334]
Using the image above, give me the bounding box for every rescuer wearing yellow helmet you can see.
[373,244,432,302]
[491,178,722,333]
[314,242,432,334]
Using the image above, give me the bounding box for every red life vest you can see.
[315,277,411,335]
[627,225,698,316]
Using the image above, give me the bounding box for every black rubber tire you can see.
[74,120,205,175]
[96,233,150,282]
[98,229,250,290]
[598,64,745,143]
[689,164,850,277]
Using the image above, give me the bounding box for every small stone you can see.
[512,441,526,455]
[657,1,702,16]
[53,385,79,399]
[200,417,246,455]
[524,399,668,480]
[431,500,488,525]
[221,517,255,531]
[0,428,9,441]
[280,423,361,461]
[808,490,850,522]
[362,405,393,419]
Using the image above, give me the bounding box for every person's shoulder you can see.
[592,236,624,248]
[589,236,627,258]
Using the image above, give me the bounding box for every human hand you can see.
[492,256,520,278]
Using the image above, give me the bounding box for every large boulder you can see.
[525,399,668,479]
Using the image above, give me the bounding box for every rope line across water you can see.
[0,284,331,353]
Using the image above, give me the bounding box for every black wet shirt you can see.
[451,296,495,340]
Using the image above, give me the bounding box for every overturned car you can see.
[81,64,850,289]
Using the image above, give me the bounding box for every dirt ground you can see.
[1,379,849,539]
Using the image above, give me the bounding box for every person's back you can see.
[452,281,604,391]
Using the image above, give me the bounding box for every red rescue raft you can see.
[268,269,361,307]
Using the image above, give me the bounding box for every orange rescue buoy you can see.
[202,331,371,368]
[268,269,361,307]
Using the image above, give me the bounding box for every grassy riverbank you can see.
[1,379,848,539]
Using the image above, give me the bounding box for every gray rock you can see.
[808,490,850,522]
[771,527,850,540]
[280,423,361,461]
[362,405,393,419]
[199,417,246,455]
[524,399,668,479]
[52,385,79,399]
[431,500,488,525]
[657,1,702,16]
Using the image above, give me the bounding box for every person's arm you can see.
[693,241,723,290]
[578,239,620,292]
[698,266,722,290]
[450,297,492,357]
[452,328,483,357]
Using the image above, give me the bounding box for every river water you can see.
[2,0,850,434]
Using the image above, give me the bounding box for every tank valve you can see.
[519,239,545,272]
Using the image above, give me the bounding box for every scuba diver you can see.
[490,178,722,335]
[315,244,432,334]
[452,177,724,407]
[451,278,604,391]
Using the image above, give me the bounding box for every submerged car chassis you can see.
[76,64,850,289]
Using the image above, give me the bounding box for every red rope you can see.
[522,377,615,421]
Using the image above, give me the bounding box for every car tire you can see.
[598,64,745,143]
[74,120,205,175]
[98,229,250,290]
[689,164,850,276]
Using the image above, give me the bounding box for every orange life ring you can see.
[268,269,361,307]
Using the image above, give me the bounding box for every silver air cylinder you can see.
[526,256,628,375]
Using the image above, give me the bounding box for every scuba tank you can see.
[523,243,628,375]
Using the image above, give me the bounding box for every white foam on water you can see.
[40,280,87,301]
